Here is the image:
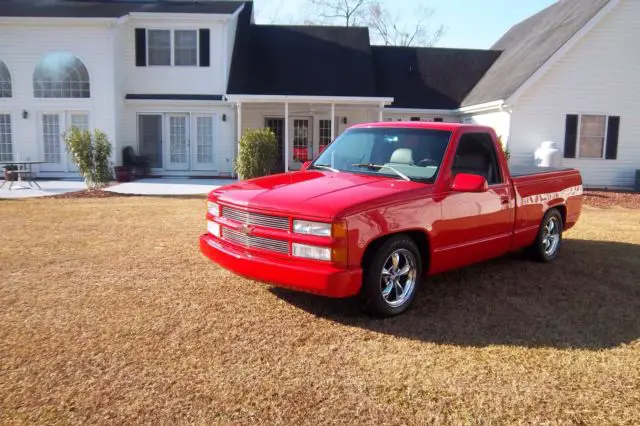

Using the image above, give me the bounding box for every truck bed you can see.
[509,165,573,178]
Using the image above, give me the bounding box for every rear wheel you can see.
[361,235,422,317]
[527,209,563,262]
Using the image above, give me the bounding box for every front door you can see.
[192,114,217,171]
[40,113,65,172]
[66,112,90,172]
[290,117,312,170]
[165,114,189,171]
[265,117,284,172]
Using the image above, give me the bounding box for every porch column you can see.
[378,102,384,122]
[284,100,289,172]
[237,102,242,149]
[331,103,335,141]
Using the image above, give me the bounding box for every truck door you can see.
[431,132,515,274]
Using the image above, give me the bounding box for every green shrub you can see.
[497,135,511,161]
[235,128,278,180]
[64,128,113,189]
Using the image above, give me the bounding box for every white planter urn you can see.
[534,141,562,167]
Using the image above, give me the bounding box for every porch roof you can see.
[226,94,393,105]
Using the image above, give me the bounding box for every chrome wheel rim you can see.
[380,249,417,308]
[543,216,561,256]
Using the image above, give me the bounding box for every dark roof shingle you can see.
[372,46,501,109]
[227,25,377,97]
[462,0,611,106]
[0,0,244,18]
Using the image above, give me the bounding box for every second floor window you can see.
[147,29,198,67]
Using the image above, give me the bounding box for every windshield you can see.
[311,127,452,182]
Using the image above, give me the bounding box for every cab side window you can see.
[451,133,502,185]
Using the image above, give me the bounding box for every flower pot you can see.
[115,166,136,182]
[3,167,18,182]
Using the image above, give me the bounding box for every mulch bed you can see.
[51,189,134,199]
[584,190,640,209]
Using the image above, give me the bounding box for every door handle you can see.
[501,196,510,205]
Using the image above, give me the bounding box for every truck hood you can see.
[211,171,429,220]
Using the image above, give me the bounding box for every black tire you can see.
[361,235,423,317]
[526,209,564,263]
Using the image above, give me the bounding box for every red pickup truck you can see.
[200,122,583,316]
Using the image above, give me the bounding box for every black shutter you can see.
[563,114,578,158]
[199,29,210,67]
[135,28,146,67]
[605,116,620,160]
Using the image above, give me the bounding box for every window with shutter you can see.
[565,114,621,160]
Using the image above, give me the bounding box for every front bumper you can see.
[199,234,362,298]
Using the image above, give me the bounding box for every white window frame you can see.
[576,113,609,160]
[146,29,199,67]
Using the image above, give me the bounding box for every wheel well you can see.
[551,205,567,226]
[360,230,431,274]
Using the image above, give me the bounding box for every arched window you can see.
[0,60,11,98]
[33,52,90,98]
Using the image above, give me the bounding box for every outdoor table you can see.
[0,161,44,190]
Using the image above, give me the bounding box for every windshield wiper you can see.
[312,164,340,173]
[352,163,410,181]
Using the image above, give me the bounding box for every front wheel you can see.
[361,235,423,317]
[527,209,564,262]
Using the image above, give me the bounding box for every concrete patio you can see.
[0,179,87,199]
[0,178,235,199]
[106,178,235,196]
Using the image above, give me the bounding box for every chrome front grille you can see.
[223,228,289,254]
[222,206,289,230]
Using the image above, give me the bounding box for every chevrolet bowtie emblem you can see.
[238,224,252,235]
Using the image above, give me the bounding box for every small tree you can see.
[64,128,113,189]
[235,128,278,180]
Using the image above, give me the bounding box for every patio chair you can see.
[122,146,151,178]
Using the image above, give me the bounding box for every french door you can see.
[0,113,12,162]
[66,112,90,172]
[164,114,189,171]
[40,113,64,172]
[192,114,217,171]
[40,111,90,172]
[290,117,312,170]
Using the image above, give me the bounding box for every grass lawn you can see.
[1,197,639,424]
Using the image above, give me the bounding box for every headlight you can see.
[292,243,332,261]
[293,220,331,237]
[207,221,221,238]
[207,201,220,217]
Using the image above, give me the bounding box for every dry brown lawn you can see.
[1,196,639,425]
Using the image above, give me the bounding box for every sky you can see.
[254,0,557,49]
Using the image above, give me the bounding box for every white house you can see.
[461,0,639,189]
[1,0,638,188]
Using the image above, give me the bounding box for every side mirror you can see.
[301,161,312,171]
[451,173,488,192]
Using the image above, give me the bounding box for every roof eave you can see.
[226,95,394,105]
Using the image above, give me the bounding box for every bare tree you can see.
[367,2,444,47]
[305,0,368,27]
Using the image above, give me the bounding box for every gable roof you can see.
[372,46,501,110]
[0,0,244,18]
[462,0,611,107]
[227,24,377,97]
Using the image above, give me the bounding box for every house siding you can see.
[508,0,640,188]
[0,20,117,176]
[122,18,229,96]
